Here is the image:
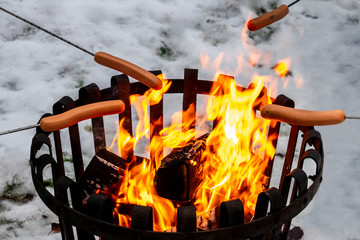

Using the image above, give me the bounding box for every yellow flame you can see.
[107,20,301,232]
[274,58,291,79]
[192,73,275,218]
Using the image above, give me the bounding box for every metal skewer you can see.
[0,7,163,90]
[0,6,94,57]
[0,100,126,136]
[346,116,360,120]
[260,104,360,126]
[288,0,302,8]
[0,124,41,136]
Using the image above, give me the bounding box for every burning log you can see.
[79,148,127,196]
[154,133,209,202]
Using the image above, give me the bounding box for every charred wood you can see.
[79,148,127,196]
[154,133,209,202]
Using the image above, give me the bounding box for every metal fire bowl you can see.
[30,69,324,240]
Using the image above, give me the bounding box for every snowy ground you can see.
[0,0,359,239]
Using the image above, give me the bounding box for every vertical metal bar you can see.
[131,205,153,231]
[278,125,300,240]
[177,206,197,232]
[280,169,308,240]
[86,193,113,240]
[53,131,65,176]
[278,125,299,191]
[54,176,75,240]
[219,199,244,228]
[149,70,164,137]
[111,74,133,161]
[91,116,106,152]
[282,129,323,240]
[252,188,285,240]
[263,121,281,189]
[79,83,106,152]
[53,97,84,182]
[69,181,96,240]
[182,69,198,131]
[68,125,84,182]
[261,94,293,240]
[266,94,295,190]
[149,70,163,162]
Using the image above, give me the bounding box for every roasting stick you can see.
[0,7,163,90]
[260,104,360,126]
[0,100,125,136]
[247,0,302,31]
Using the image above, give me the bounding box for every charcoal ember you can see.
[79,148,127,196]
[154,133,209,201]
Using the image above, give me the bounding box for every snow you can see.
[0,0,359,239]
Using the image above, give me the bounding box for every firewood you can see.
[79,148,127,196]
[154,133,209,201]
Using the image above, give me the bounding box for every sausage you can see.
[94,51,163,90]
[40,100,125,132]
[260,104,346,126]
[247,5,289,31]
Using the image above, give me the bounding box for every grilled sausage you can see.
[40,100,125,132]
[260,104,346,126]
[247,5,289,31]
[94,51,163,90]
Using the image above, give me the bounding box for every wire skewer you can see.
[0,7,163,90]
[0,100,125,136]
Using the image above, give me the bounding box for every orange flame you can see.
[274,58,291,78]
[108,73,275,231]
[106,21,300,232]
[110,74,177,231]
[193,74,275,218]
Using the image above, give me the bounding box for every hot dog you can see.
[94,52,163,90]
[260,104,346,126]
[40,100,125,132]
[247,5,289,31]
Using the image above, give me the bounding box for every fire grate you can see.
[30,69,323,240]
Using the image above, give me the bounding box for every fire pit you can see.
[30,69,323,240]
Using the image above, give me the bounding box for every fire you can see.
[106,21,299,232]
[193,73,275,218]
[273,58,291,89]
[107,71,275,231]
[109,74,177,231]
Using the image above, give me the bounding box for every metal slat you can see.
[111,75,133,161]
[79,83,106,152]
[53,97,84,182]
[149,70,164,162]
[264,94,295,189]
[278,125,300,191]
[182,69,198,131]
